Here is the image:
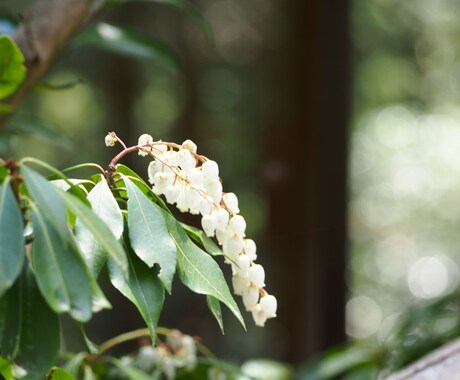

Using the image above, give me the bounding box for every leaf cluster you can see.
[0,159,244,379]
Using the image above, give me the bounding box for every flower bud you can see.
[260,294,277,318]
[243,286,259,311]
[182,139,197,153]
[249,264,265,288]
[222,192,239,214]
[138,134,154,156]
[252,304,268,327]
[105,134,117,147]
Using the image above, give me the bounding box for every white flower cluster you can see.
[138,134,277,327]
[122,331,196,380]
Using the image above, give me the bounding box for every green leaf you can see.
[206,296,224,334]
[124,177,176,292]
[0,357,14,380]
[78,323,100,355]
[0,267,60,380]
[63,353,86,378]
[75,23,179,69]
[108,247,164,341]
[60,190,128,276]
[21,166,69,239]
[30,204,93,322]
[75,177,124,276]
[114,164,170,211]
[46,367,77,380]
[163,212,245,329]
[4,117,72,148]
[0,177,25,297]
[182,223,224,257]
[0,35,26,100]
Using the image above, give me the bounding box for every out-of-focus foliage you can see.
[0,35,26,101]
[348,0,460,344]
[299,290,460,378]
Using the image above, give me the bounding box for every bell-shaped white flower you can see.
[214,208,229,230]
[105,134,117,147]
[164,184,180,204]
[244,239,257,261]
[252,304,268,327]
[198,197,214,216]
[152,171,174,194]
[148,160,162,184]
[215,228,229,246]
[202,160,219,183]
[228,215,246,237]
[182,139,197,153]
[188,167,204,187]
[222,192,239,214]
[243,286,259,311]
[177,149,196,173]
[232,274,247,296]
[138,134,154,156]
[234,254,251,278]
[223,235,244,258]
[202,214,218,237]
[206,180,223,204]
[260,294,277,318]
[249,264,265,288]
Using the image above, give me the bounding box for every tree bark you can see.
[1,0,92,128]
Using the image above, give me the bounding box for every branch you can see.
[387,338,460,379]
[1,0,92,127]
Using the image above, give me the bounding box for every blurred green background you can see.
[3,0,460,376]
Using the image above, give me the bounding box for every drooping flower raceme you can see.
[133,133,277,327]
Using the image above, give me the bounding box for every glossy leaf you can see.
[60,190,128,276]
[75,177,124,276]
[0,35,26,100]
[46,367,77,380]
[0,267,60,380]
[182,224,224,257]
[78,323,99,355]
[75,23,179,69]
[0,177,25,297]
[114,164,169,211]
[108,247,164,340]
[207,296,224,334]
[163,211,245,329]
[124,177,176,292]
[21,166,69,239]
[30,205,93,322]
[63,353,86,378]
